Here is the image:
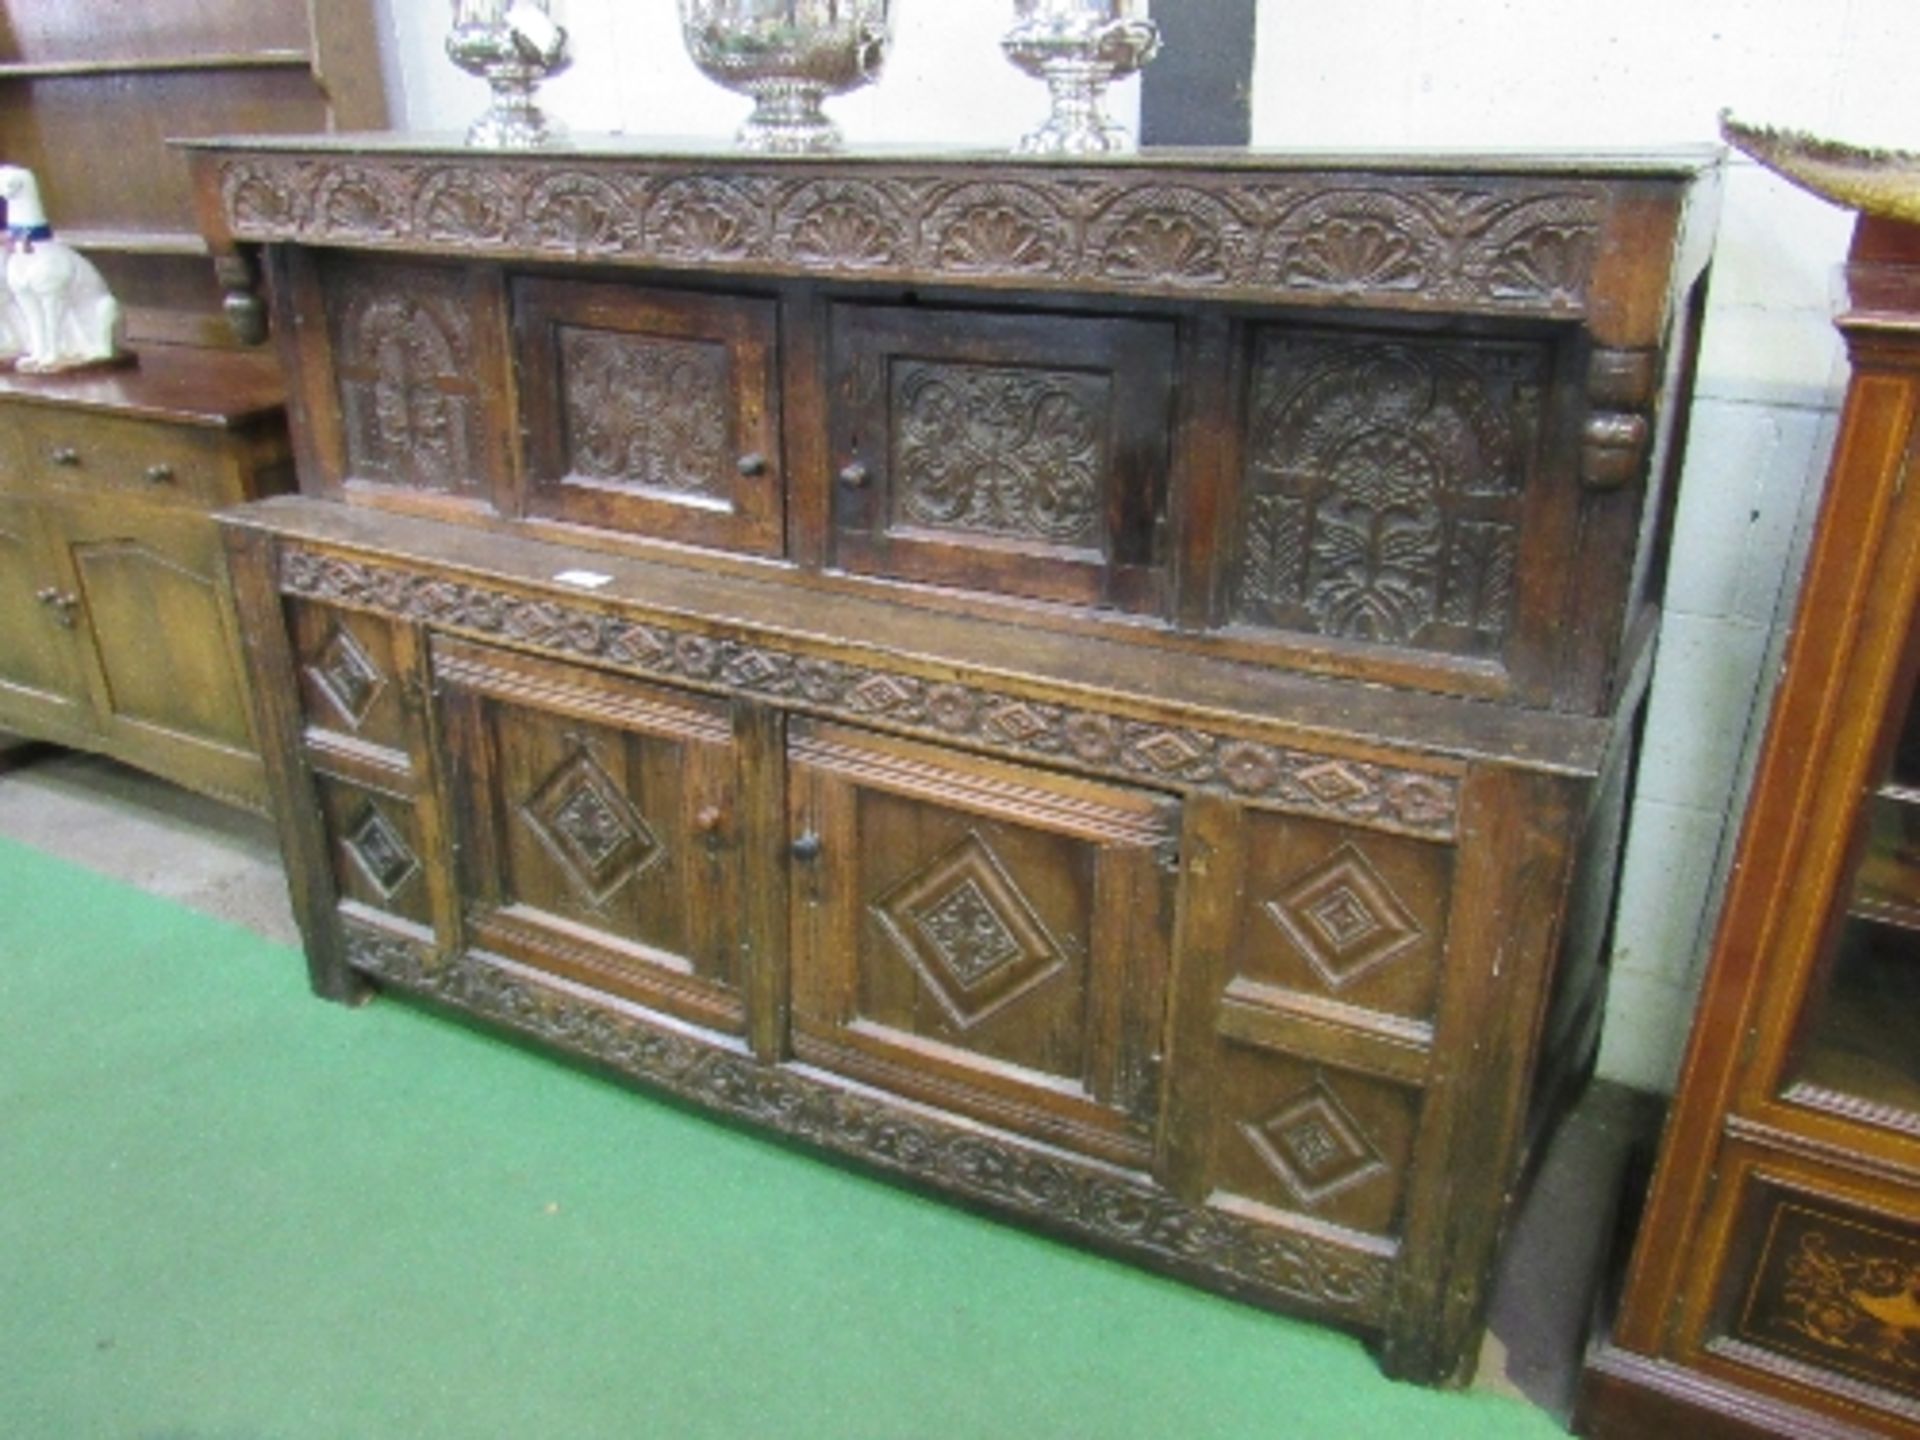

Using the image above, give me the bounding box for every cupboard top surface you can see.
[228,492,1615,780]
[182,132,1719,177]
[0,344,285,427]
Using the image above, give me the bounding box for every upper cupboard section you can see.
[277,250,1635,713]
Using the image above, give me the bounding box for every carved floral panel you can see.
[558,327,732,497]
[891,360,1109,550]
[1232,331,1546,658]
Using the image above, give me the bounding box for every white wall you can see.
[1250,0,1911,1089]
[370,2,1916,1092]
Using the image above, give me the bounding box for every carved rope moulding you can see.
[342,919,1395,1323]
[278,549,1461,838]
[217,156,1607,314]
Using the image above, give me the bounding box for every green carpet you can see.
[0,835,1562,1439]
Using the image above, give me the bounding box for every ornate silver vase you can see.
[1003,0,1160,156]
[447,0,572,149]
[678,0,892,154]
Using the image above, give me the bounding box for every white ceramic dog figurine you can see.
[0,165,123,373]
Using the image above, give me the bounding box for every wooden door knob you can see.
[694,805,726,835]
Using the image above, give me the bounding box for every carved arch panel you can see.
[322,256,495,499]
[1230,326,1554,667]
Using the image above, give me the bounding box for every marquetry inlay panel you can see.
[1732,1193,1920,1401]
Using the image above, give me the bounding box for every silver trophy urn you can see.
[447,0,572,149]
[678,0,893,154]
[1003,0,1160,156]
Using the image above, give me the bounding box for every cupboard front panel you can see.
[433,638,747,1035]
[827,302,1178,614]
[789,718,1177,1164]
[514,277,782,556]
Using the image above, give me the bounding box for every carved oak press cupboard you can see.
[186,135,1717,1384]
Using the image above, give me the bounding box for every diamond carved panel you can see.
[308,623,385,731]
[1239,1075,1389,1210]
[870,831,1068,1030]
[521,746,662,906]
[1264,842,1424,991]
[343,803,419,899]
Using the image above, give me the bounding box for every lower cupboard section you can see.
[254,580,1587,1386]
[337,909,1400,1329]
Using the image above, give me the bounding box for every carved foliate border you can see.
[278,548,1461,838]
[343,918,1395,1325]
[214,152,1608,316]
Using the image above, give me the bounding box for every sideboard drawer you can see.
[13,408,234,507]
[515,277,783,556]
[827,301,1177,614]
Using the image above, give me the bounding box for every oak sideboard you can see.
[187,136,1717,1384]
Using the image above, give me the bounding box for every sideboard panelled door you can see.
[432,637,750,1038]
[788,718,1178,1167]
[0,495,92,733]
[514,278,784,556]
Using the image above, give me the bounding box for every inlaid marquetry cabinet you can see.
[188,136,1718,1384]
[1579,216,1920,1438]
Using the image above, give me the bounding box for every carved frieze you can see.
[278,548,1462,839]
[342,917,1396,1324]
[214,154,1609,315]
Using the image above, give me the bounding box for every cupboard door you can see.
[0,496,90,734]
[516,277,782,556]
[827,302,1177,614]
[789,718,1177,1165]
[55,505,255,759]
[433,637,747,1037]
